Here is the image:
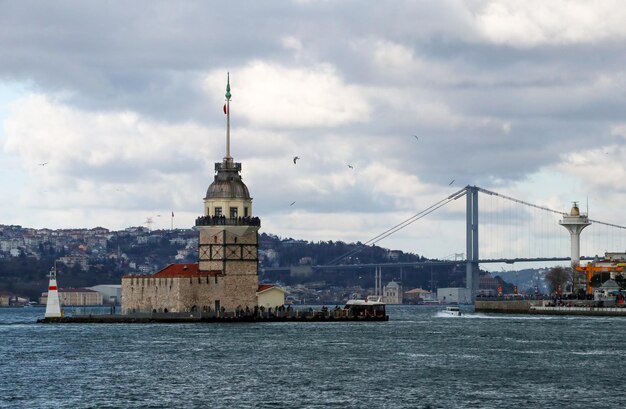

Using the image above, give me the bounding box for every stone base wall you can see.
[222,274,258,310]
[122,274,258,314]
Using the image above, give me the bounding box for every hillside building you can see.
[40,288,103,306]
[383,281,403,304]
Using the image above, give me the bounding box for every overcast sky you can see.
[2,0,626,262]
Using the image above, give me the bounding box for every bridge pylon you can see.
[466,186,479,301]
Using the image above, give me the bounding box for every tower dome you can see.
[205,163,251,200]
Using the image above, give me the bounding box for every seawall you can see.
[474,300,532,314]
[475,299,626,316]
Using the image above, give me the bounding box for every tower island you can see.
[38,76,388,323]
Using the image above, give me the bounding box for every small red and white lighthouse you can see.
[44,265,62,318]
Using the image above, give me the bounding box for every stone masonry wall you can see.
[121,273,258,314]
[198,225,258,275]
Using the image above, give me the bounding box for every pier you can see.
[37,309,389,324]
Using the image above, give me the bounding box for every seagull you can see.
[413,135,419,141]
[290,201,296,206]
[38,162,49,166]
[347,164,354,169]
[293,156,300,164]
[449,179,455,186]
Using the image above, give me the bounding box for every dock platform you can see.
[37,313,389,324]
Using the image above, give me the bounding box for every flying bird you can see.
[448,179,455,186]
[38,162,49,166]
[413,135,419,141]
[293,156,300,164]
[347,164,354,169]
[290,201,296,206]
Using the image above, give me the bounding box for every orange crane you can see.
[575,262,623,295]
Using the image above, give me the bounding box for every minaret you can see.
[44,265,62,318]
[194,74,260,309]
[559,202,591,291]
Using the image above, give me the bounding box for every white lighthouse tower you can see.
[44,265,62,318]
[559,202,591,291]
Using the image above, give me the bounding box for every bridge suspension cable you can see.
[476,186,626,230]
[326,186,468,265]
[325,185,626,267]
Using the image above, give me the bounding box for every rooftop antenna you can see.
[145,217,154,232]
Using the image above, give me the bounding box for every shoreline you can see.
[475,299,626,316]
[37,314,389,324]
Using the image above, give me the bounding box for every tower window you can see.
[215,207,222,217]
[230,207,238,219]
[244,207,249,217]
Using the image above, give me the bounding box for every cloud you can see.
[2,1,626,257]
[475,0,626,47]
[1,94,216,226]
[203,62,371,128]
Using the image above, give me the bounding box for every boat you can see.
[344,296,388,320]
[443,305,462,316]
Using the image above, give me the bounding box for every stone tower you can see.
[195,75,260,303]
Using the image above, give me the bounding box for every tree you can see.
[545,266,571,294]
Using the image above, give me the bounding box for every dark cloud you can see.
[3,0,626,249]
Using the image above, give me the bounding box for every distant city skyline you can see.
[2,1,626,261]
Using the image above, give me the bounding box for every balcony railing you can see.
[195,215,261,227]
[215,162,242,172]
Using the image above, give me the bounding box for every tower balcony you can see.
[215,161,242,172]
[195,215,261,227]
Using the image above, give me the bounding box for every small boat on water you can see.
[443,306,462,316]
[344,296,388,320]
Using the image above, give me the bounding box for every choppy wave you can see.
[1,306,624,408]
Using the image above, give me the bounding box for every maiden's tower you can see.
[121,75,261,314]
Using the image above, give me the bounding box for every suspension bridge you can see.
[262,185,626,298]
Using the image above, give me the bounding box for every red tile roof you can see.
[258,284,275,292]
[257,284,288,294]
[121,263,222,278]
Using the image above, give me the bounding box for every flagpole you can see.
[225,72,232,161]
[171,212,174,231]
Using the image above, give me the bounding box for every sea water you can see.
[1,305,625,408]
